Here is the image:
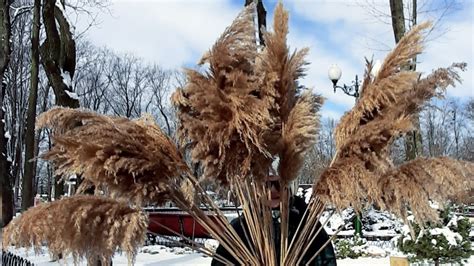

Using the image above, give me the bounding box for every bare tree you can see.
[389,0,423,161]
[40,0,78,108]
[244,0,266,46]
[0,0,14,227]
[74,41,111,112]
[21,0,40,211]
[39,0,80,199]
[145,65,173,135]
[104,54,147,118]
[299,118,336,184]
[6,4,31,212]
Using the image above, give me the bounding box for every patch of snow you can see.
[4,131,11,139]
[224,212,239,222]
[401,225,411,235]
[431,239,437,245]
[429,201,440,210]
[446,214,460,227]
[334,230,356,236]
[402,235,411,244]
[296,187,312,204]
[322,212,345,233]
[7,244,474,266]
[429,227,462,246]
[55,0,65,13]
[65,90,79,100]
[365,245,386,257]
[204,239,219,252]
[61,70,73,88]
[304,188,312,203]
[363,230,398,237]
[8,245,212,266]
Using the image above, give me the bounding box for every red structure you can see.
[146,207,237,239]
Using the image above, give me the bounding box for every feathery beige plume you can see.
[280,91,324,182]
[172,4,274,183]
[37,107,190,205]
[377,157,474,223]
[335,22,431,150]
[2,195,148,265]
[315,21,470,223]
[255,2,317,182]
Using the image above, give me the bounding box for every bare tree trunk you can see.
[40,0,79,108]
[390,0,422,160]
[389,0,406,43]
[40,0,79,199]
[245,0,266,46]
[0,0,14,227]
[22,0,41,211]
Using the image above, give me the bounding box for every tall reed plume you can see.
[314,21,472,223]
[2,195,148,265]
[36,107,191,205]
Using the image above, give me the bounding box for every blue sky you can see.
[75,0,473,120]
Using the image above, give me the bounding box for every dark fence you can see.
[1,251,34,266]
[146,233,208,247]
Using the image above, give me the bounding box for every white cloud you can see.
[76,0,472,115]
[76,0,240,68]
[418,20,473,98]
[285,0,473,101]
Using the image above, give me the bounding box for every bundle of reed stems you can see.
[2,2,472,266]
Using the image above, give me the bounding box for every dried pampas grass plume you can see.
[172,3,274,183]
[378,157,474,223]
[315,20,471,223]
[335,22,431,150]
[2,195,148,265]
[36,107,190,205]
[280,91,323,182]
[255,2,318,183]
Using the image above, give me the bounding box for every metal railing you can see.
[1,251,34,266]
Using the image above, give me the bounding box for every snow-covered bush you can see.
[334,235,367,259]
[362,206,403,234]
[397,206,473,266]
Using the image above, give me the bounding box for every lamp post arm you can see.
[332,75,360,98]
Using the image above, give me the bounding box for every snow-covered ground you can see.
[7,245,473,266]
[6,246,389,265]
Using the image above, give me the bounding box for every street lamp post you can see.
[328,64,363,236]
[328,64,360,98]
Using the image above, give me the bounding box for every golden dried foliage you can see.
[256,3,321,183]
[335,22,431,149]
[36,107,190,205]
[173,3,322,184]
[172,3,322,183]
[172,4,273,183]
[280,91,323,182]
[10,3,470,265]
[378,157,474,223]
[315,21,471,223]
[2,195,148,265]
